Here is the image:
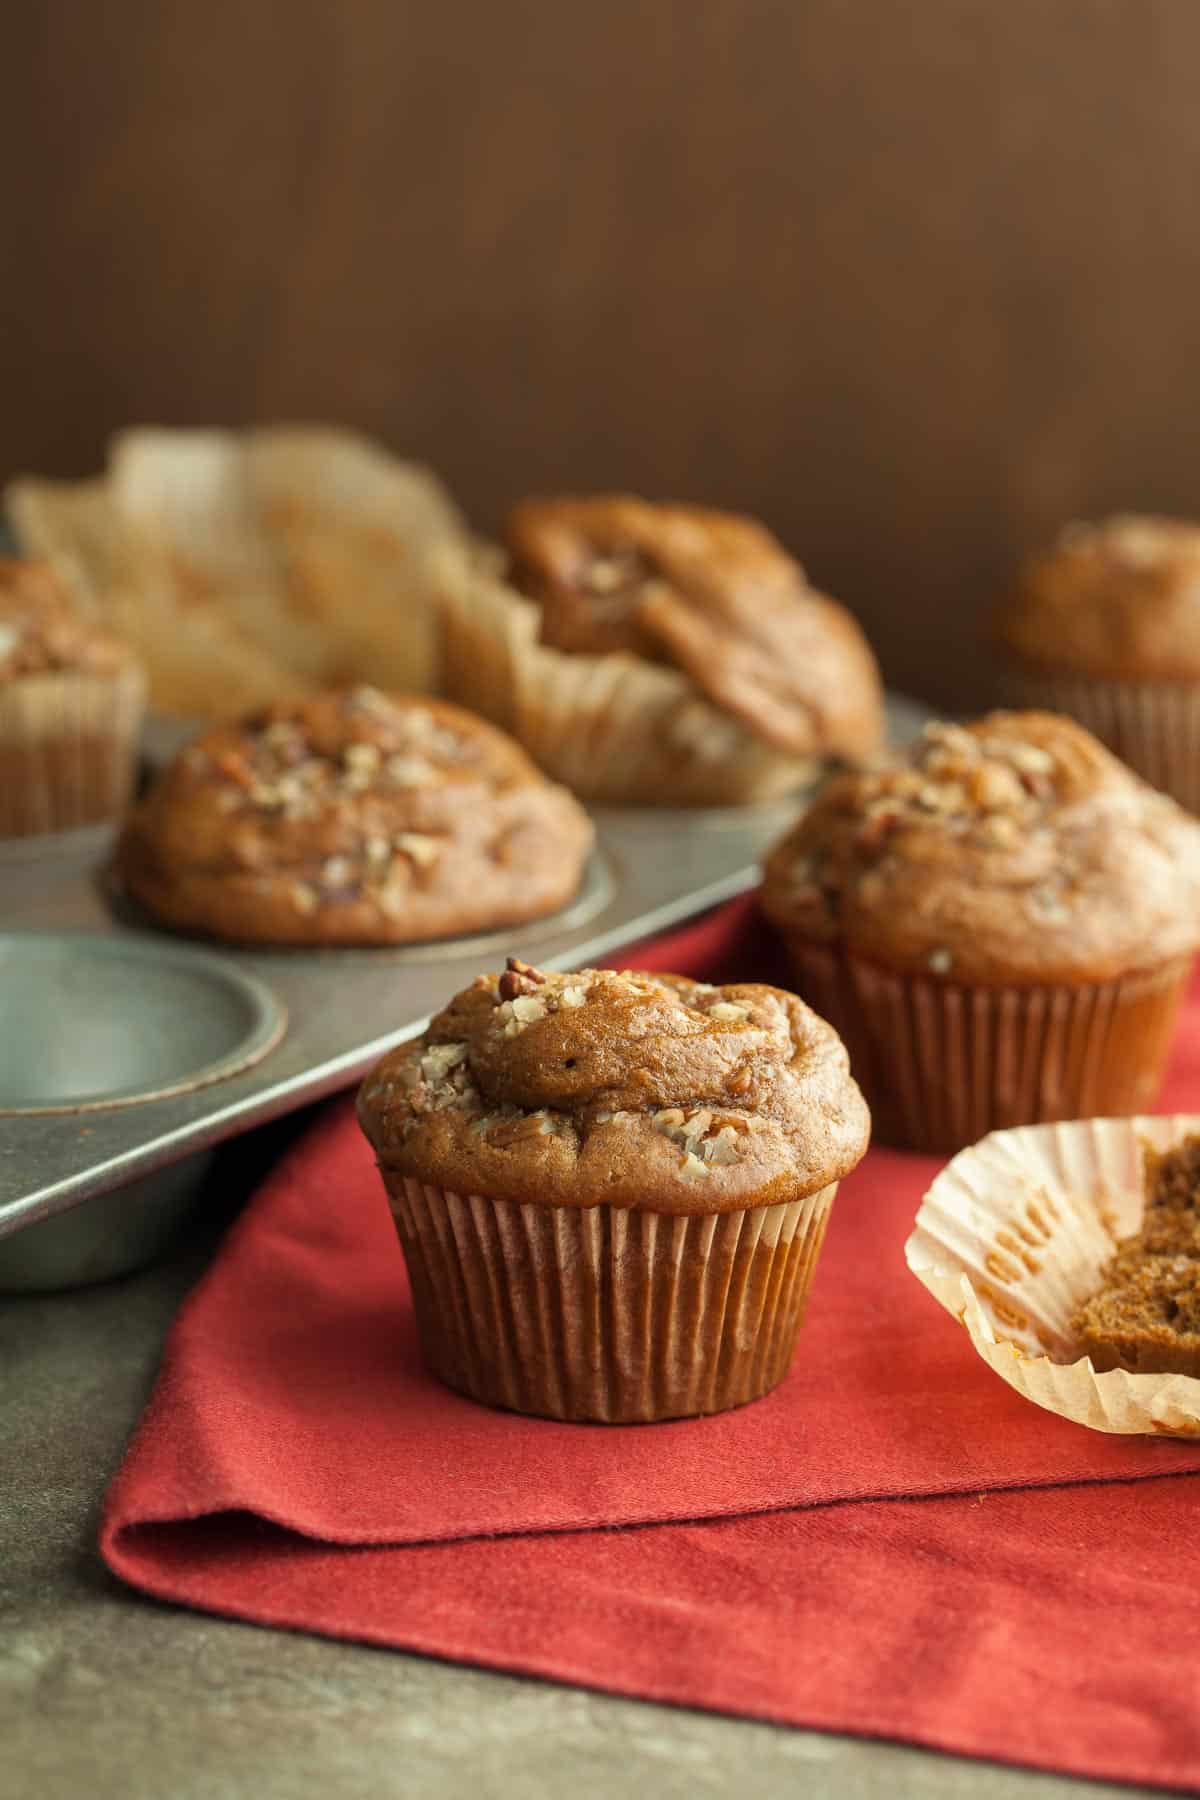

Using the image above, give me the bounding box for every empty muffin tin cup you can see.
[0,932,286,1290]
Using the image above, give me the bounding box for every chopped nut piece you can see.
[971,761,1024,810]
[495,992,548,1035]
[488,1109,558,1146]
[978,812,1020,847]
[349,685,393,715]
[560,984,587,1007]
[498,956,548,1000]
[1004,742,1055,776]
[927,948,954,975]
[916,781,967,814]
[394,833,440,868]
[321,855,354,887]
[707,1001,749,1024]
[420,1041,468,1080]
[385,754,435,787]
[921,722,979,760]
[679,1151,712,1179]
[344,741,381,776]
[702,1129,740,1165]
[263,720,302,752]
[290,881,318,914]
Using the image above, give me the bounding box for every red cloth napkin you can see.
[102,896,1200,1792]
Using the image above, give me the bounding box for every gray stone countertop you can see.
[0,1132,1154,1800]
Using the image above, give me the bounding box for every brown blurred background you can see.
[4,0,1200,708]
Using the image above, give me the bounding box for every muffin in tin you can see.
[438,495,885,805]
[0,557,145,837]
[997,516,1200,811]
[762,711,1200,1153]
[116,688,594,945]
[358,958,870,1421]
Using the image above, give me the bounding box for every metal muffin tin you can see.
[0,695,928,1269]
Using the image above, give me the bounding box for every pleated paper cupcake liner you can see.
[1002,666,1200,815]
[906,1114,1200,1436]
[435,546,819,805]
[779,936,1190,1154]
[0,664,146,837]
[385,1176,839,1422]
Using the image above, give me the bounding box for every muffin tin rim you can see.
[0,928,287,1115]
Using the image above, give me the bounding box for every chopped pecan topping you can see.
[498,956,548,1001]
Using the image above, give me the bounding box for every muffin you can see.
[116,688,594,945]
[437,495,885,805]
[0,557,145,837]
[357,959,870,1421]
[997,515,1200,812]
[1071,1138,1200,1376]
[762,710,1200,1153]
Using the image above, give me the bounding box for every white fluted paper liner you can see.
[387,1176,838,1421]
[435,544,819,805]
[905,1114,1200,1436]
[1003,666,1200,815]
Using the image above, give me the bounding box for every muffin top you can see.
[761,711,1200,985]
[503,495,885,759]
[0,557,133,679]
[358,959,869,1213]
[998,515,1200,680]
[117,689,594,945]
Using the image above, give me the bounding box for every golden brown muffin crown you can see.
[762,710,1200,985]
[503,494,885,760]
[0,557,132,678]
[358,960,870,1213]
[998,514,1200,680]
[117,689,594,945]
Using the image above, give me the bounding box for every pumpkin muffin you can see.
[762,711,1200,1153]
[437,495,885,805]
[116,688,594,945]
[357,959,870,1421]
[1071,1136,1200,1376]
[997,515,1200,811]
[0,557,145,837]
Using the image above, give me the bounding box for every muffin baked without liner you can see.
[358,959,870,1421]
[437,494,885,804]
[116,688,593,946]
[906,1115,1200,1437]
